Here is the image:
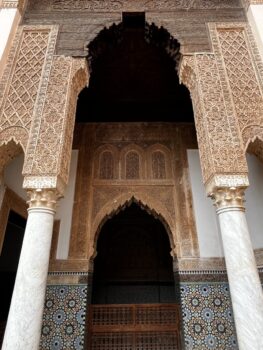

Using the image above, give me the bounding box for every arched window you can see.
[126,151,140,179]
[99,151,114,179]
[152,151,166,179]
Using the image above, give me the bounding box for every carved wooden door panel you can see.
[88,303,181,350]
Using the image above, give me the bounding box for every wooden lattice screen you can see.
[88,304,181,350]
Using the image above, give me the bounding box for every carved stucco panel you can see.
[0,25,61,176]
[0,26,55,162]
[23,54,88,193]
[180,51,248,184]
[209,23,263,152]
[26,0,243,12]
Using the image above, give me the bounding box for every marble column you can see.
[2,188,58,350]
[209,184,263,350]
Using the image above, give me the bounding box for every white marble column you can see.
[208,181,263,350]
[2,188,58,350]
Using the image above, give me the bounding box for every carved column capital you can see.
[209,187,246,211]
[206,174,249,213]
[26,188,58,212]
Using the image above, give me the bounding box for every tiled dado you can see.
[179,281,238,349]
[40,271,240,350]
[40,273,89,350]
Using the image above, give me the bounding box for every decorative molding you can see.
[176,257,226,272]
[47,272,88,285]
[205,174,249,193]
[23,175,65,196]
[48,259,90,273]
[1,0,18,8]
[1,0,27,11]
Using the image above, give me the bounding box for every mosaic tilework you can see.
[40,284,87,350]
[180,283,238,350]
[40,280,238,350]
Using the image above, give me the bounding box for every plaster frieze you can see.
[26,0,243,12]
[23,175,65,197]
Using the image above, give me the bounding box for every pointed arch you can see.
[89,192,177,262]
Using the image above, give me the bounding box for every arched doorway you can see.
[88,202,182,350]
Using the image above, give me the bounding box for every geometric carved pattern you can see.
[208,23,263,162]
[180,53,247,183]
[217,27,263,137]
[0,31,48,131]
[0,27,52,156]
[23,54,88,193]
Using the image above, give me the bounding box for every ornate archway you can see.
[87,200,182,350]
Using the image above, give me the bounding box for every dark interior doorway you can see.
[92,203,176,304]
[88,203,181,350]
[0,210,26,346]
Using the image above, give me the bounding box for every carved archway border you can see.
[89,192,177,265]
[0,137,25,176]
[0,126,28,152]
[243,125,263,164]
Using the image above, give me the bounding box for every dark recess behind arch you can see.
[92,203,176,304]
[76,13,194,123]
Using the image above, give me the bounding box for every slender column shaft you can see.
[211,186,263,350]
[2,189,57,350]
